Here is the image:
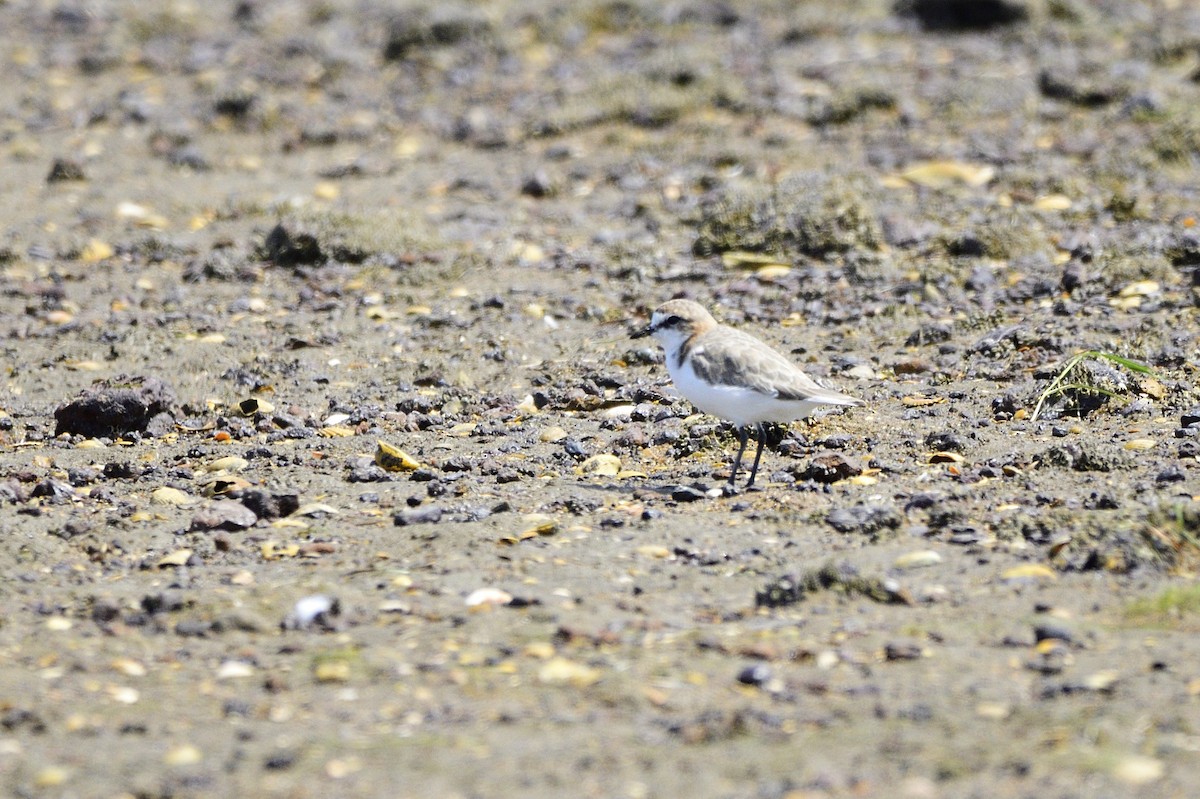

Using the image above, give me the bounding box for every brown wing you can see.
[689,328,861,406]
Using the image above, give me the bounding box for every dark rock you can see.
[54,375,177,438]
[798,453,860,484]
[884,641,923,661]
[1157,464,1186,483]
[904,322,953,347]
[520,170,554,198]
[262,223,324,267]
[238,490,300,520]
[0,709,46,734]
[47,158,86,183]
[31,479,75,503]
[671,485,707,503]
[175,619,212,637]
[924,431,966,452]
[1038,443,1127,472]
[895,0,1027,32]
[1061,261,1085,291]
[142,591,186,614]
[736,663,772,686]
[91,597,122,624]
[1033,622,1074,645]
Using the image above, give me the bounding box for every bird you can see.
[632,299,863,490]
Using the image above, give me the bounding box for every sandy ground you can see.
[3,1,1200,797]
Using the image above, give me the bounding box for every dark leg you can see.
[746,423,766,488]
[727,426,750,487]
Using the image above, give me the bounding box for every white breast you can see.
[667,345,821,426]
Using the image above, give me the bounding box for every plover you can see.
[633,299,862,490]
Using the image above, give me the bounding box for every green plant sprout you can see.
[1030,350,1155,422]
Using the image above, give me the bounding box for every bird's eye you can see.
[664,315,682,327]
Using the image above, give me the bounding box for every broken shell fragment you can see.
[465,587,513,607]
[375,440,421,471]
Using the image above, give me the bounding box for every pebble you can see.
[884,641,924,661]
[537,657,601,687]
[151,486,196,506]
[539,426,568,443]
[189,500,257,531]
[575,453,620,476]
[163,744,203,766]
[799,453,860,483]
[1112,755,1164,785]
[894,550,942,570]
[671,485,707,503]
[736,663,772,686]
[465,588,513,608]
[1033,622,1074,645]
[924,431,966,452]
[393,506,443,526]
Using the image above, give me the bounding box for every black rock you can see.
[671,485,707,503]
[924,431,966,452]
[895,0,1027,32]
[47,158,86,183]
[54,375,177,438]
[238,490,300,520]
[736,663,772,686]
[262,223,324,267]
[1156,465,1186,483]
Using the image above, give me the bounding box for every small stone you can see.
[1156,465,1186,483]
[884,641,924,661]
[163,744,203,766]
[1033,622,1074,644]
[393,506,443,526]
[190,500,257,531]
[520,170,554,198]
[575,453,620,477]
[736,663,772,686]
[200,456,249,473]
[156,549,195,568]
[799,452,860,483]
[53,375,176,438]
[33,767,70,788]
[894,550,942,570]
[215,661,255,680]
[671,485,707,503]
[1001,563,1057,583]
[537,657,601,687]
[924,431,966,452]
[281,595,340,631]
[47,158,86,183]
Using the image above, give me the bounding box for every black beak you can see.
[631,322,652,339]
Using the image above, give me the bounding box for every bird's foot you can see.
[721,483,740,498]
